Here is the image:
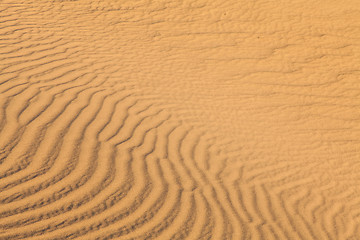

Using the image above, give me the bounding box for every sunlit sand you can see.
[0,0,360,239]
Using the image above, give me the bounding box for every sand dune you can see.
[1,0,360,239]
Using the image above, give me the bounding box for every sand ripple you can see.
[1,0,360,239]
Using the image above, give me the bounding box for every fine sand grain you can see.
[1,0,360,239]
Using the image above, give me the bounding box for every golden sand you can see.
[0,0,360,239]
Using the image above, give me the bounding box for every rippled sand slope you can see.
[1,0,360,239]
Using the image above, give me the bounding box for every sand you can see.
[0,0,360,239]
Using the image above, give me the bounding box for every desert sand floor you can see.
[0,0,360,239]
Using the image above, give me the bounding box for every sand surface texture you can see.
[1,0,360,239]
